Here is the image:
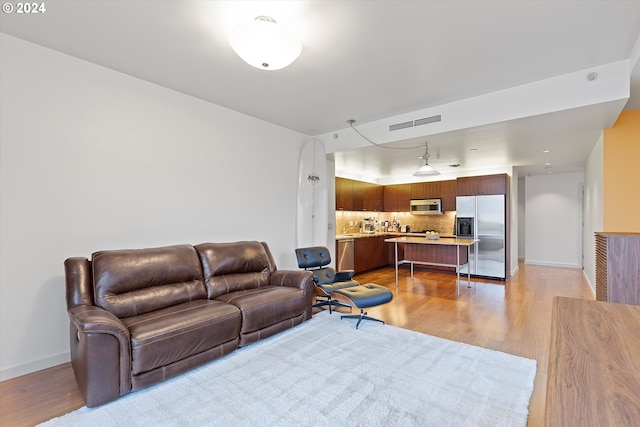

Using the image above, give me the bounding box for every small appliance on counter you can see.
[360,218,376,234]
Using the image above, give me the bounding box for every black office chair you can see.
[295,246,359,313]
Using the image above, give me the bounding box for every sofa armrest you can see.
[271,270,314,320]
[68,305,132,407]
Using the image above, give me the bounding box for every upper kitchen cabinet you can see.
[384,184,411,212]
[363,183,383,212]
[457,173,508,196]
[335,177,352,210]
[411,181,442,199]
[440,180,457,211]
[335,177,383,211]
[351,179,365,211]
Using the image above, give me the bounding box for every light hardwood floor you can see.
[0,262,593,427]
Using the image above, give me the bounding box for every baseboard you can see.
[510,265,520,276]
[582,270,596,299]
[0,351,70,381]
[524,260,582,269]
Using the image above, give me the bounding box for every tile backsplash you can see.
[336,211,457,235]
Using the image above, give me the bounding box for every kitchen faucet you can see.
[342,224,359,234]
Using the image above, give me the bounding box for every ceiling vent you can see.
[389,121,414,131]
[414,115,441,127]
[389,114,441,131]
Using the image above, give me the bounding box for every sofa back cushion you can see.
[92,245,206,318]
[195,241,273,300]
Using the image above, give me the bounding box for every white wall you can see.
[524,172,584,268]
[582,134,604,294]
[517,177,526,260]
[509,168,519,276]
[0,34,309,379]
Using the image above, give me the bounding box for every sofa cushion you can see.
[195,241,273,299]
[215,286,306,337]
[92,245,206,318]
[122,299,241,376]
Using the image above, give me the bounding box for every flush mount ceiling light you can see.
[414,143,441,176]
[229,16,302,71]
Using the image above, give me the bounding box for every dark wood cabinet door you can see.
[351,180,364,211]
[457,173,507,196]
[423,181,442,199]
[335,177,352,210]
[354,236,390,272]
[354,237,374,272]
[384,184,411,212]
[411,182,426,199]
[411,181,441,199]
[441,180,457,211]
[364,183,383,211]
[336,178,383,212]
[396,184,412,211]
[383,185,398,212]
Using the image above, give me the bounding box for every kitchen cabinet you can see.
[411,181,442,200]
[363,183,383,211]
[397,184,411,211]
[383,184,411,212]
[409,180,455,212]
[354,236,377,272]
[351,179,365,211]
[384,235,402,265]
[383,185,398,212]
[335,177,352,210]
[441,180,457,211]
[335,177,383,211]
[456,173,507,196]
[354,235,392,273]
[344,174,508,213]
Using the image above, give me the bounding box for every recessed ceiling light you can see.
[469,148,478,152]
[543,150,550,153]
[544,162,551,166]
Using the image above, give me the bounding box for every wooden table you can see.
[545,297,640,426]
[384,236,478,296]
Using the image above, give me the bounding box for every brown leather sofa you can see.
[64,241,314,407]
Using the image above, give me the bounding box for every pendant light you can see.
[414,143,440,176]
[229,16,302,71]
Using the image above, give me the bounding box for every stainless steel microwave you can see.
[410,198,442,215]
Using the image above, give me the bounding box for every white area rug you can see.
[41,311,536,426]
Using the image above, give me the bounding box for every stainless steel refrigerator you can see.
[456,195,506,280]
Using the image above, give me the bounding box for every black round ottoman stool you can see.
[334,283,393,329]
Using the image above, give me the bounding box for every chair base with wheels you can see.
[334,283,393,329]
[313,282,354,314]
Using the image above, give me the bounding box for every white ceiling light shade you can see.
[413,143,440,176]
[229,16,302,71]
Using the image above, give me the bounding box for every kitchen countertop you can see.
[336,232,457,240]
[384,236,478,246]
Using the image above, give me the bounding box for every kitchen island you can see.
[384,236,479,296]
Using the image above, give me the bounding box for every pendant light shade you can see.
[414,143,440,176]
[229,16,302,71]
